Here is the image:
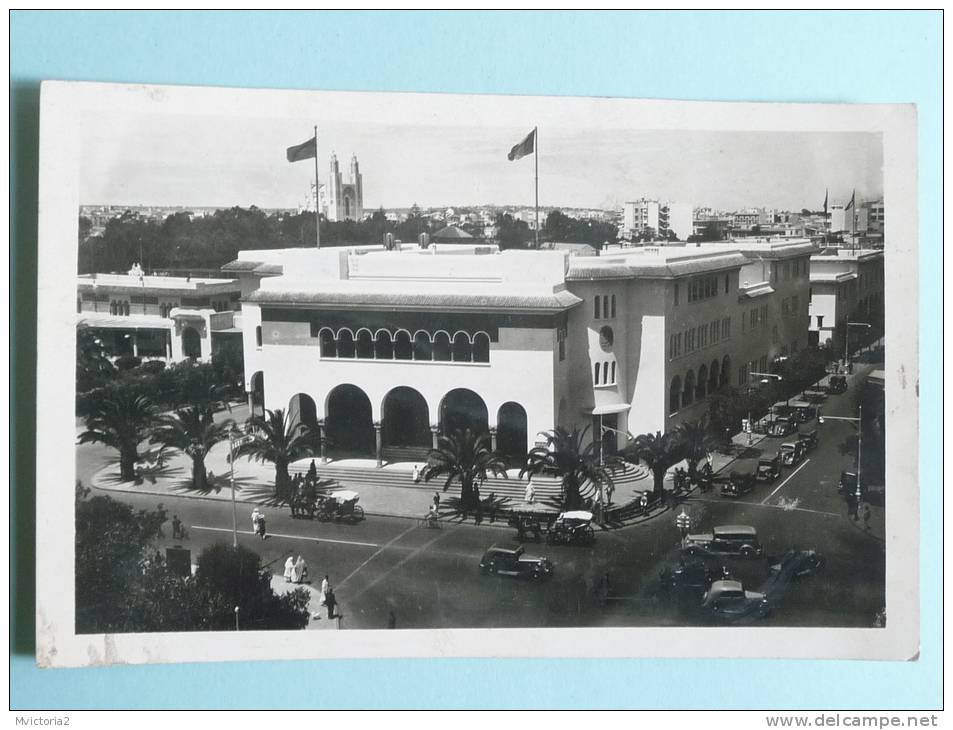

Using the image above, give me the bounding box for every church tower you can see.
[325,153,364,222]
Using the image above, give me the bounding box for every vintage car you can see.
[779,441,805,466]
[546,510,595,546]
[658,557,717,595]
[802,388,828,404]
[684,525,764,559]
[792,404,818,423]
[761,550,825,602]
[827,374,848,394]
[479,545,554,581]
[756,454,782,482]
[721,471,756,498]
[701,579,771,620]
[798,429,819,451]
[767,417,797,437]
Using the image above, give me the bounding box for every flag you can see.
[822,188,828,214]
[507,129,536,161]
[286,136,317,163]
[845,189,855,210]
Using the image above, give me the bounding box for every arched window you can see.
[432,332,451,361]
[602,362,610,384]
[669,375,682,414]
[256,325,263,348]
[721,354,731,386]
[394,331,413,360]
[610,295,616,318]
[683,369,695,406]
[337,329,355,358]
[413,331,432,361]
[611,361,616,384]
[472,332,490,363]
[696,364,708,400]
[374,330,393,359]
[355,329,374,359]
[593,362,600,385]
[318,328,335,357]
[452,332,472,362]
[594,295,601,319]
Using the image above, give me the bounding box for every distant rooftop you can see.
[77,273,240,292]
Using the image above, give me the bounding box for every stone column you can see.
[374,421,383,468]
[318,420,327,464]
[489,427,498,452]
[430,425,440,450]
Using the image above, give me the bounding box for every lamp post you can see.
[675,509,691,546]
[818,405,863,515]
[844,321,871,372]
[746,371,783,445]
[228,425,254,548]
[598,424,634,523]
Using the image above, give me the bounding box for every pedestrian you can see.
[325,588,337,619]
[257,512,267,540]
[524,482,535,504]
[171,515,182,540]
[639,492,649,512]
[863,504,872,531]
[320,575,330,605]
[487,492,497,523]
[294,556,308,584]
[432,491,440,509]
[412,464,420,483]
[251,507,262,534]
[155,503,167,537]
[605,482,614,505]
[283,555,295,583]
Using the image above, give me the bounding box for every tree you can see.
[76,327,115,393]
[77,384,157,481]
[237,408,316,499]
[151,404,234,490]
[494,213,533,250]
[623,430,683,499]
[75,491,167,633]
[521,425,618,510]
[674,418,720,481]
[422,428,508,511]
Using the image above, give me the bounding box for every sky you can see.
[79,109,883,212]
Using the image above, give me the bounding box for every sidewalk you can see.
[270,575,340,630]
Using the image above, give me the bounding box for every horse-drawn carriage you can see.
[290,482,365,524]
[546,510,596,546]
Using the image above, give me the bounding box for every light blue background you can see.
[10,10,942,710]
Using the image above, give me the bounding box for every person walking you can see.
[294,556,308,584]
[251,507,262,535]
[432,491,440,510]
[283,555,295,583]
[171,515,182,540]
[320,575,330,605]
[412,465,421,483]
[256,511,267,540]
[524,482,535,504]
[325,588,337,619]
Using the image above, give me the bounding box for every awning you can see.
[590,403,631,415]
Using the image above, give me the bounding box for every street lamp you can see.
[844,322,871,372]
[746,371,783,445]
[228,425,254,548]
[675,509,691,546]
[818,405,863,515]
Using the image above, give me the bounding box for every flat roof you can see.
[77,273,240,293]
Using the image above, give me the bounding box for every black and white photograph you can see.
[35,82,918,667]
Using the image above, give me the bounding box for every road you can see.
[75,364,885,630]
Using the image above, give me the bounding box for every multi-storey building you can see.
[808,248,885,351]
[622,199,692,240]
[232,237,811,466]
[76,268,245,362]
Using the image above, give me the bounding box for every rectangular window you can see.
[781,298,789,317]
[761,304,768,323]
[603,296,610,319]
[594,296,600,319]
[610,295,617,319]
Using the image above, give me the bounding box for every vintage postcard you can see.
[35,81,918,667]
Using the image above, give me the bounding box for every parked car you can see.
[790,403,818,423]
[779,441,805,466]
[802,388,828,404]
[837,470,867,498]
[756,454,782,482]
[701,579,771,620]
[684,525,764,559]
[546,510,595,546]
[761,550,824,602]
[767,417,797,437]
[479,545,553,581]
[658,557,716,595]
[827,375,848,394]
[798,429,819,451]
[721,471,756,498]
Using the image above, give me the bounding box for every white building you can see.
[808,248,885,350]
[622,199,692,240]
[324,154,364,222]
[231,237,812,465]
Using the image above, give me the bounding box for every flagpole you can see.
[534,126,539,249]
[314,126,321,249]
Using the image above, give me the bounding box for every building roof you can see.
[432,225,474,240]
[221,259,285,275]
[246,287,582,313]
[566,249,749,280]
[77,273,240,294]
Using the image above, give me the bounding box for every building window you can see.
[725,274,729,294]
[610,361,616,384]
[610,295,616,319]
[557,326,566,362]
[594,295,601,320]
[674,283,680,306]
[356,329,375,359]
[817,315,824,328]
[676,332,682,356]
[338,330,356,358]
[593,362,601,385]
[602,362,610,384]
[761,304,768,323]
[395,331,413,360]
[255,325,263,348]
[375,330,394,359]
[472,332,490,363]
[603,296,610,320]
[599,325,614,351]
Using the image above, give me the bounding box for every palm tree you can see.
[623,430,683,500]
[675,418,720,482]
[236,408,316,499]
[78,386,157,481]
[521,425,618,511]
[151,404,234,490]
[422,429,508,511]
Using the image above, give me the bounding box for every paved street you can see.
[76,358,885,631]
